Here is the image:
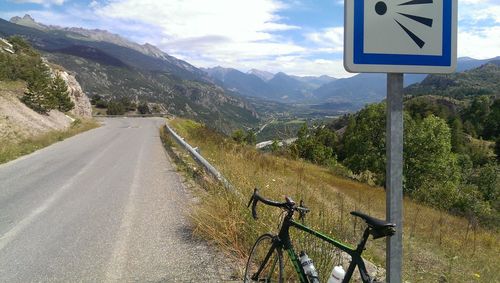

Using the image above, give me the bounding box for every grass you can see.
[164,118,499,282]
[0,119,100,164]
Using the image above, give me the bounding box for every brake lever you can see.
[247,188,257,208]
[251,198,259,220]
[248,188,259,220]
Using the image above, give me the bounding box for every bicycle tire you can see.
[244,233,284,283]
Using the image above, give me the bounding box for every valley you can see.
[0,7,499,283]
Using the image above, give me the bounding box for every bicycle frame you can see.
[275,214,373,283]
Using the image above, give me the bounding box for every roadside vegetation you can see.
[90,94,163,116]
[165,118,499,282]
[0,118,99,164]
[287,97,499,228]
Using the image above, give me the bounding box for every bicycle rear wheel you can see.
[244,233,283,283]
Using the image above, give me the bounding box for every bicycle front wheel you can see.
[244,233,283,283]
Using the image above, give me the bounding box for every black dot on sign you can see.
[375,1,387,15]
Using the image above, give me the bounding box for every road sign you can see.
[344,0,457,73]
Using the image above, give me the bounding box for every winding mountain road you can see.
[0,118,232,282]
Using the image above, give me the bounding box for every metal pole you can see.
[386,73,404,283]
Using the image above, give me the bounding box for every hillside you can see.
[165,118,499,282]
[405,61,500,99]
[0,16,258,132]
[0,37,92,142]
[0,81,73,142]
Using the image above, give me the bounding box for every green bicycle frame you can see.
[278,217,373,283]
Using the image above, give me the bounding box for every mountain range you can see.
[202,58,500,111]
[3,14,499,124]
[1,15,258,132]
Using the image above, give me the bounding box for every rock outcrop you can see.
[56,70,92,118]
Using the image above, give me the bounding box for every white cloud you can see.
[457,0,500,59]
[97,0,296,43]
[92,0,332,74]
[469,6,500,24]
[305,27,344,53]
[12,0,65,5]
[458,26,500,59]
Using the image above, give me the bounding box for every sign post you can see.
[344,0,457,281]
[386,73,404,282]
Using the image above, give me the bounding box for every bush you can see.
[138,102,150,114]
[106,101,126,115]
[231,129,245,144]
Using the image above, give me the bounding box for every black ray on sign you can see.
[399,0,433,6]
[395,19,425,48]
[398,13,433,27]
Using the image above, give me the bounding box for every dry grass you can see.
[0,119,100,164]
[167,118,499,282]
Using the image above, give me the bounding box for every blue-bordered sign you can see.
[344,0,457,73]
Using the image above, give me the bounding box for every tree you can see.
[244,129,257,145]
[21,63,52,114]
[462,95,491,138]
[450,117,466,153]
[404,115,460,207]
[51,74,74,112]
[293,123,336,165]
[271,139,279,152]
[232,129,245,144]
[342,104,386,184]
[483,99,500,140]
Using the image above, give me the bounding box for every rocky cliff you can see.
[56,70,92,118]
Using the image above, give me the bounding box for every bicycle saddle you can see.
[350,211,396,239]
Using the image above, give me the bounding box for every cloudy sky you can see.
[1,0,499,78]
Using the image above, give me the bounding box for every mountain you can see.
[266,72,315,101]
[314,57,500,108]
[313,73,386,107]
[4,15,206,81]
[202,66,275,100]
[9,14,48,31]
[248,69,274,81]
[203,67,335,102]
[0,16,258,132]
[291,75,336,89]
[405,61,500,99]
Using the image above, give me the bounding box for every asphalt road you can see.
[0,118,232,282]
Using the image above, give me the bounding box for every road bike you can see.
[244,188,396,283]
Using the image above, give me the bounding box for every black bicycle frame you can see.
[275,213,373,283]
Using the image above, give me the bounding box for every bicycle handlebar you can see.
[247,188,310,220]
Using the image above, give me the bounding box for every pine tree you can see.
[51,74,74,112]
[21,64,52,114]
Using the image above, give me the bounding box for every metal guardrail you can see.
[165,123,241,197]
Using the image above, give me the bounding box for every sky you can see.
[0,0,499,78]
